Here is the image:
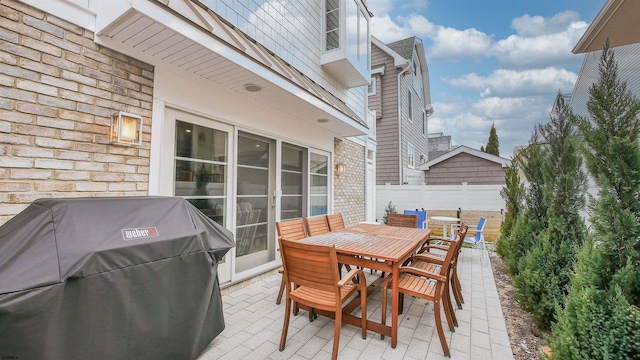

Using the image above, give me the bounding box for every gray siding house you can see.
[370,36,432,185]
[419,146,511,185]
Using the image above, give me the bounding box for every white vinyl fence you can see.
[375,183,506,222]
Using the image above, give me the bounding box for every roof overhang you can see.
[93,0,367,137]
[371,36,409,68]
[573,0,640,54]
[419,145,511,171]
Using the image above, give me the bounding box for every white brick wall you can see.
[334,138,366,226]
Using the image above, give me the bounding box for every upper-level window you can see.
[367,77,376,96]
[407,143,415,168]
[325,0,339,51]
[407,89,412,123]
[422,111,427,136]
[358,7,367,61]
[321,0,370,88]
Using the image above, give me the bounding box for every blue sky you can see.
[367,0,605,157]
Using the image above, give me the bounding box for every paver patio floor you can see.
[198,248,514,360]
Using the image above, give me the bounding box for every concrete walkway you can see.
[198,248,514,360]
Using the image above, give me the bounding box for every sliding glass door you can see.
[235,132,275,273]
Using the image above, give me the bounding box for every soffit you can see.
[573,0,640,53]
[95,0,367,136]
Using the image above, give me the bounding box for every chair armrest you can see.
[427,237,454,244]
[411,253,444,265]
[417,244,448,254]
[399,266,446,282]
[424,244,449,252]
[337,268,366,287]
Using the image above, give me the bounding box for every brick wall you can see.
[333,138,365,226]
[0,0,154,225]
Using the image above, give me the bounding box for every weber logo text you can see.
[122,227,159,241]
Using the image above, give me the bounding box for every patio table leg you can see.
[391,265,399,348]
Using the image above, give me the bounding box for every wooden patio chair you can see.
[305,215,330,236]
[326,213,346,231]
[307,214,354,275]
[381,232,462,358]
[278,238,367,360]
[275,218,307,305]
[387,213,418,228]
[412,224,469,317]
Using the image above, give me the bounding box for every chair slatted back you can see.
[387,213,418,228]
[326,213,346,231]
[305,216,330,236]
[279,238,340,293]
[403,210,427,229]
[474,217,487,241]
[438,229,465,278]
[276,218,307,241]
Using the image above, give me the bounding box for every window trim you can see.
[407,142,415,169]
[367,77,376,96]
[324,0,340,52]
[407,88,413,123]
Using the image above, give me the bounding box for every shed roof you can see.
[418,145,511,171]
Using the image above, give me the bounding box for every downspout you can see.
[397,62,411,185]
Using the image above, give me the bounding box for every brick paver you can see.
[199,249,514,360]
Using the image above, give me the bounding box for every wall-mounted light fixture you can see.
[335,163,346,176]
[111,111,142,146]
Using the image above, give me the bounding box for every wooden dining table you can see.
[298,223,431,348]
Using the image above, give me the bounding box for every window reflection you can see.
[175,120,228,227]
[310,153,328,215]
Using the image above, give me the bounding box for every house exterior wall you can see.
[199,0,367,121]
[369,73,382,119]
[0,0,153,224]
[400,71,429,184]
[371,43,399,185]
[1,0,374,286]
[424,153,506,185]
[371,40,430,185]
[334,138,366,226]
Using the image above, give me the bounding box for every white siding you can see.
[200,0,366,120]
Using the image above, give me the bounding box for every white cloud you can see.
[428,26,493,62]
[370,13,435,43]
[444,67,578,97]
[511,11,581,37]
[493,13,588,68]
[430,96,551,155]
[371,13,492,62]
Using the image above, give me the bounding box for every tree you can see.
[499,129,548,275]
[549,43,640,359]
[496,161,524,256]
[382,201,396,224]
[484,123,500,156]
[514,94,588,329]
